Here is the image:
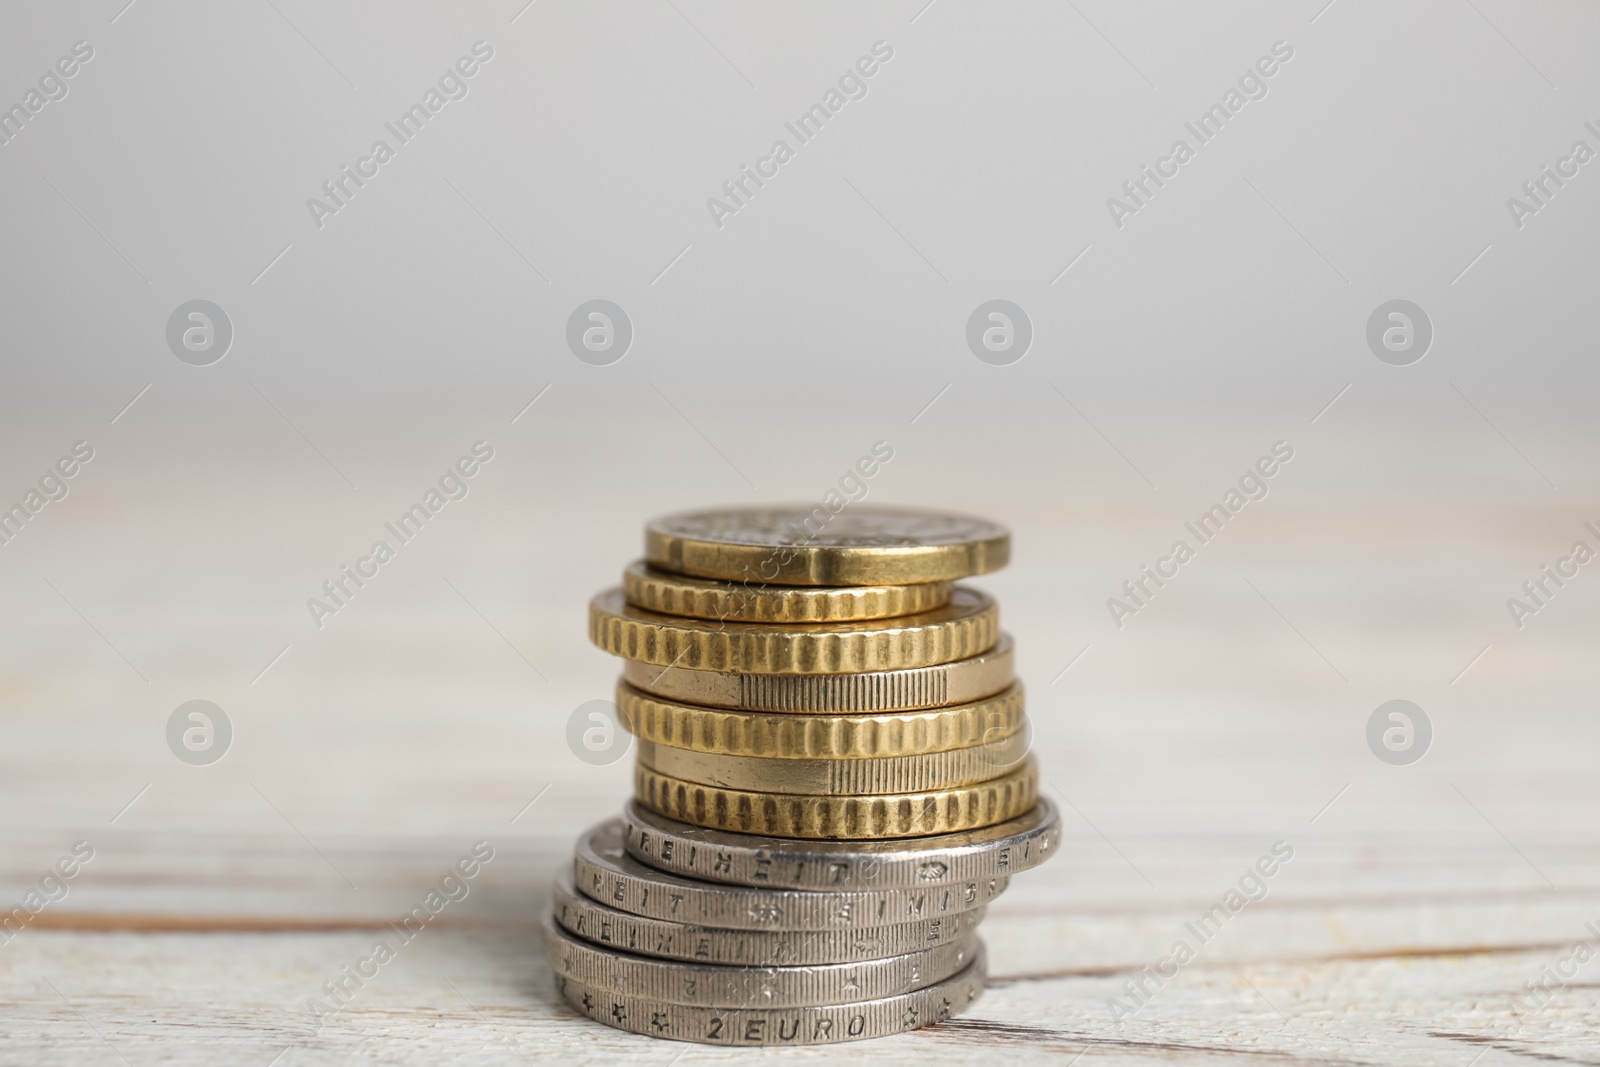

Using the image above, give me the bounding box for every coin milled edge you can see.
[621,797,1061,889]
[633,758,1039,839]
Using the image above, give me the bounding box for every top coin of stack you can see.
[589,505,1038,838]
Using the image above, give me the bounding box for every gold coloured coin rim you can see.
[614,681,1026,758]
[620,633,1017,712]
[620,560,955,623]
[644,506,1010,586]
[589,586,999,674]
[633,757,1039,839]
[635,733,1032,794]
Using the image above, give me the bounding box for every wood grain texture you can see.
[2,427,1597,1065]
[5,690,1596,1065]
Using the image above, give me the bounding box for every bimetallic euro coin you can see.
[544,909,977,1008]
[554,946,987,1045]
[552,869,986,966]
[573,820,1004,930]
[621,798,1061,890]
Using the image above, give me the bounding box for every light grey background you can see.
[2,1,1599,1061]
[4,0,1594,670]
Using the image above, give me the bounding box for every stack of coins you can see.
[547,505,1060,1046]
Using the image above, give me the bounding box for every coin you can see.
[574,820,1005,930]
[635,757,1038,839]
[621,560,953,624]
[544,910,977,1008]
[622,633,1016,712]
[554,946,987,1045]
[589,586,998,674]
[636,732,1030,794]
[645,505,1010,586]
[617,681,1025,759]
[552,870,986,966]
[622,798,1061,890]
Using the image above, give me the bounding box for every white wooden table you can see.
[1,418,1594,1066]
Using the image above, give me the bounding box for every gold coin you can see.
[621,560,954,623]
[636,733,1031,794]
[616,681,1026,758]
[645,505,1009,586]
[621,634,1016,712]
[633,757,1038,839]
[589,586,998,675]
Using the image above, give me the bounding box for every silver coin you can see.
[575,819,1005,931]
[552,869,986,966]
[555,945,987,1045]
[544,909,977,1008]
[622,633,1015,712]
[623,797,1060,890]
